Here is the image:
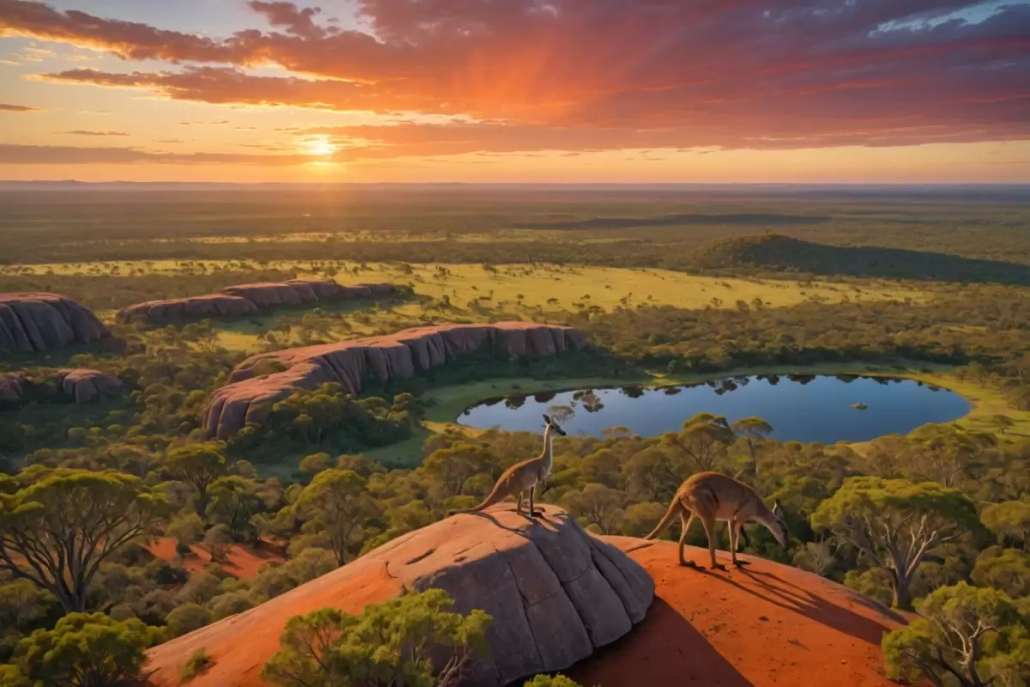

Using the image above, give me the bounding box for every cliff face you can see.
[204,322,585,438]
[144,505,653,687]
[116,279,396,324]
[0,292,111,353]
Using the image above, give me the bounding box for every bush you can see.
[181,648,213,681]
[166,604,213,637]
[262,589,491,687]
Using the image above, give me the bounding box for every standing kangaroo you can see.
[646,471,789,570]
[448,414,566,518]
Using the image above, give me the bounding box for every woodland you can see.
[1,187,1030,686]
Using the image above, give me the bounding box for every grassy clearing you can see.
[91,261,924,352]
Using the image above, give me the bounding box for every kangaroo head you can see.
[543,414,567,436]
[767,500,789,549]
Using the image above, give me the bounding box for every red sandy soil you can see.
[569,538,906,687]
[147,537,285,580]
[144,537,904,687]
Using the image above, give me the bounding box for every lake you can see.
[457,374,972,444]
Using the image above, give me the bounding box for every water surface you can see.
[457,374,971,444]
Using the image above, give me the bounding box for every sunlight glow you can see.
[300,135,338,157]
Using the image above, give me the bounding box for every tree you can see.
[981,501,1030,551]
[166,512,205,555]
[663,413,734,472]
[298,453,331,479]
[732,417,773,477]
[164,443,227,516]
[292,470,378,566]
[206,476,261,542]
[262,589,492,687]
[883,582,1030,687]
[0,467,167,614]
[971,547,1030,599]
[14,612,157,687]
[562,483,626,535]
[811,477,984,610]
[422,444,494,498]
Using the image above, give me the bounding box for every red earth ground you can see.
[147,537,285,580]
[144,537,905,687]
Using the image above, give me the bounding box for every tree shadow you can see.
[569,598,754,686]
[719,566,897,645]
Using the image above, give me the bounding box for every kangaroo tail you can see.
[447,480,510,516]
[644,497,687,540]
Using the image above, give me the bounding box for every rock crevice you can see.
[116,279,396,325]
[204,322,586,438]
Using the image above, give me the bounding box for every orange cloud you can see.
[3,0,1030,157]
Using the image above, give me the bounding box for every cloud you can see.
[60,130,129,136]
[248,1,327,39]
[6,0,1030,155]
[0,143,312,165]
[0,102,40,112]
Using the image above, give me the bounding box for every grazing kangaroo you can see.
[447,414,566,518]
[645,471,789,570]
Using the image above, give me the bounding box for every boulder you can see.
[204,322,586,438]
[0,374,23,403]
[143,505,653,687]
[116,280,397,325]
[57,368,121,403]
[0,293,111,353]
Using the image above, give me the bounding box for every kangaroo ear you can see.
[543,414,552,425]
[772,500,784,517]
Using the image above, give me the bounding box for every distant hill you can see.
[692,233,1030,285]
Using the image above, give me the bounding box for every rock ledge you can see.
[204,321,585,438]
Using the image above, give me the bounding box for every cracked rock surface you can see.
[203,321,586,439]
[116,279,395,324]
[144,505,653,687]
[0,292,111,353]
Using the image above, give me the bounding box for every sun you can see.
[300,135,338,157]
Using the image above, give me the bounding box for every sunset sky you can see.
[1,0,1029,183]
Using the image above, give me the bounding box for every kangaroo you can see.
[645,471,788,570]
[447,414,566,518]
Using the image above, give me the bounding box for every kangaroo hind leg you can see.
[678,512,698,568]
[529,485,543,518]
[701,515,725,571]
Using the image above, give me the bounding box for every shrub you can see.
[262,589,491,687]
[181,649,213,681]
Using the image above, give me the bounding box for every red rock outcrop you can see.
[204,322,585,438]
[58,368,121,403]
[0,293,111,353]
[117,280,396,324]
[143,505,654,687]
[569,538,906,687]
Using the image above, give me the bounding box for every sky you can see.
[0,0,1029,183]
